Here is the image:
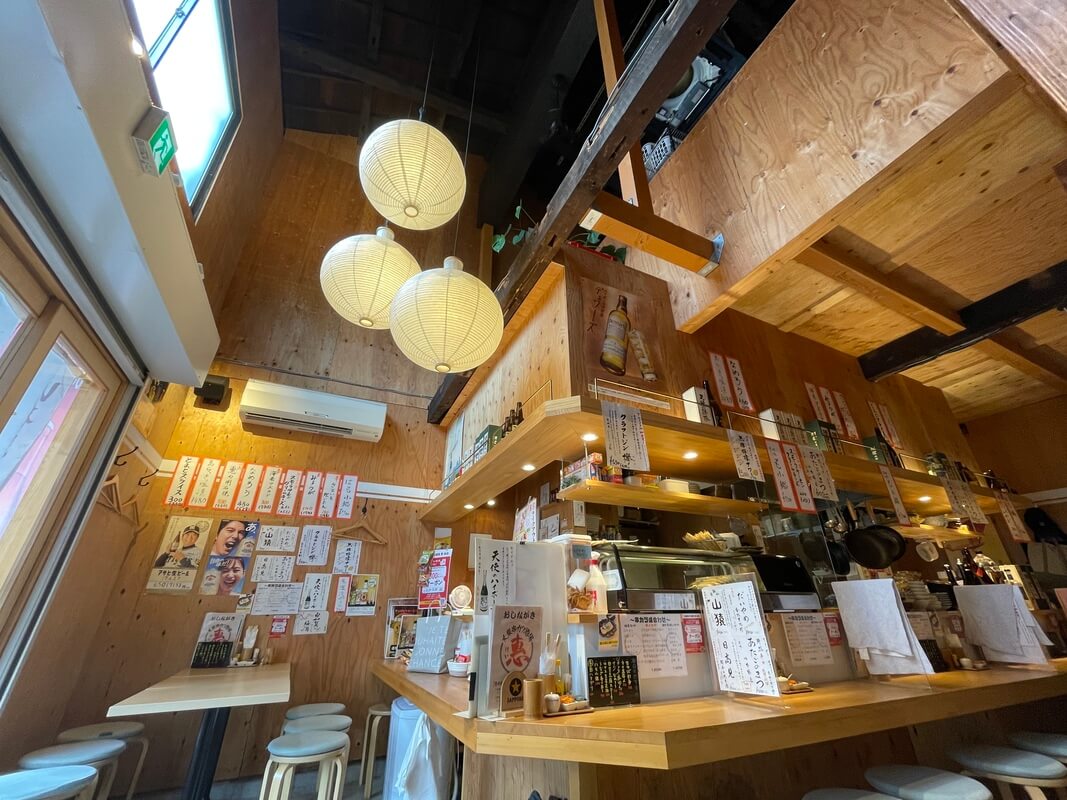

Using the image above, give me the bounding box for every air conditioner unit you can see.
[239,379,386,441]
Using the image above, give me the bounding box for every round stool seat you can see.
[804,790,898,799]
[284,702,346,721]
[19,740,125,769]
[866,765,993,800]
[1008,731,1067,760]
[0,766,98,800]
[266,731,349,759]
[948,744,1067,780]
[368,703,390,716]
[57,721,144,743]
[282,714,352,734]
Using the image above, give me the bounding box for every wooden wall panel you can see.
[192,0,284,314]
[62,373,444,791]
[216,131,486,409]
[623,0,1006,330]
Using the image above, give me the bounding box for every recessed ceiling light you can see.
[131,37,145,57]
[463,503,474,510]
[918,495,932,503]
[487,499,496,507]
[521,463,536,472]
[683,451,698,460]
[581,433,598,442]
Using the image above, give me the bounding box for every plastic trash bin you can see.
[382,697,454,800]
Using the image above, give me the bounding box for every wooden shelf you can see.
[567,613,599,624]
[558,479,766,517]
[421,395,1004,523]
[891,524,981,545]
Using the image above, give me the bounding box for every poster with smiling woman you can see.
[199,554,249,596]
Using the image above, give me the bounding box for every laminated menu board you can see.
[408,614,463,674]
[487,605,542,707]
[190,612,246,668]
[701,581,780,698]
[586,655,640,707]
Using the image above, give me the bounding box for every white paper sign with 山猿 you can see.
[602,401,650,472]
[702,581,780,698]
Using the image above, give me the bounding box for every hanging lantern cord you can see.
[419,20,438,122]
[452,39,480,256]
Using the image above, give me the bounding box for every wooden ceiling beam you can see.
[428,0,736,423]
[280,39,508,133]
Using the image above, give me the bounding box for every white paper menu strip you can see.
[878,465,912,525]
[818,386,844,438]
[710,353,736,408]
[727,357,755,412]
[334,575,352,612]
[251,555,295,583]
[832,391,860,441]
[727,429,765,482]
[765,440,800,512]
[318,473,341,518]
[332,540,362,574]
[297,526,332,566]
[276,469,303,516]
[997,491,1030,542]
[800,445,839,502]
[255,466,283,514]
[805,382,829,423]
[300,573,331,611]
[602,401,650,472]
[473,537,517,613]
[298,471,323,517]
[880,403,903,449]
[336,475,359,520]
[233,464,263,512]
[212,460,245,510]
[941,477,990,524]
[294,611,328,635]
[257,525,298,552]
[783,612,834,666]
[780,442,817,513]
[165,456,199,506]
[702,581,780,697]
[187,458,221,507]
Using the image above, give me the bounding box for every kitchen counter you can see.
[373,659,1067,770]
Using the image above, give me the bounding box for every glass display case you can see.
[594,542,763,612]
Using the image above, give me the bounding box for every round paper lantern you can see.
[390,256,503,373]
[319,226,420,330]
[358,119,466,230]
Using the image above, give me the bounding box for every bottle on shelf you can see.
[599,296,630,375]
[701,380,723,426]
[586,563,608,615]
[478,574,489,612]
[515,401,524,426]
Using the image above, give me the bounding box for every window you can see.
[131,0,241,216]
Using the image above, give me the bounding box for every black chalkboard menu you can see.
[587,655,641,707]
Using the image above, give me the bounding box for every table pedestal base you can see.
[181,707,231,800]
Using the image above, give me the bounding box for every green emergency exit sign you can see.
[132,105,177,176]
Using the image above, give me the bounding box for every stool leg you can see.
[76,774,100,800]
[360,713,373,791]
[336,743,350,800]
[93,757,119,800]
[993,781,1014,800]
[364,716,382,800]
[125,736,149,800]
[1022,787,1046,800]
[259,758,277,800]
[315,757,332,800]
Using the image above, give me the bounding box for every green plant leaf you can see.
[585,230,603,245]
[600,244,617,257]
[491,234,506,253]
[613,246,627,263]
[511,228,527,245]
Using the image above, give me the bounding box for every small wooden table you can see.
[108,663,290,800]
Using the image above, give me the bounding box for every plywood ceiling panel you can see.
[1017,309,1067,350]
[788,293,920,355]
[731,261,843,327]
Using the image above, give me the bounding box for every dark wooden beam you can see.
[366,0,384,62]
[429,0,734,423]
[280,38,509,134]
[859,259,1067,382]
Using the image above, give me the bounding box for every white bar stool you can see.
[19,741,125,800]
[949,744,1067,799]
[259,731,349,800]
[282,714,353,735]
[360,703,390,800]
[866,764,993,799]
[284,702,346,721]
[1009,732,1067,764]
[804,791,899,799]
[57,721,148,800]
[0,766,98,800]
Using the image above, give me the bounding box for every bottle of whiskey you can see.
[599,296,630,375]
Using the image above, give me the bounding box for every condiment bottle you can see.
[587,564,608,615]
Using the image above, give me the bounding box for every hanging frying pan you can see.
[844,524,907,569]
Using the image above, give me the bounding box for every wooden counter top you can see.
[373,660,1067,770]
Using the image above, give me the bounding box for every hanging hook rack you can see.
[113,446,139,467]
[138,467,159,487]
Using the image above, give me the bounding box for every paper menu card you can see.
[487,605,543,712]
[621,614,688,679]
[782,612,834,666]
[831,579,934,675]
[953,584,1051,665]
[701,581,780,697]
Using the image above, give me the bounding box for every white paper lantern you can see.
[319,226,420,330]
[390,256,503,373]
[358,119,466,230]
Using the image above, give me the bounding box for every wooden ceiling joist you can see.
[427,0,736,423]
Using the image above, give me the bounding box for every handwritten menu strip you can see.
[250,582,302,615]
[727,429,765,482]
[257,525,298,552]
[818,387,844,439]
[332,540,362,574]
[941,477,990,524]
[878,465,912,525]
[254,466,283,514]
[880,403,903,449]
[602,401,650,472]
[250,555,295,583]
[621,614,688,679]
[868,401,892,446]
[334,575,352,612]
[164,456,199,506]
[212,461,245,510]
[294,611,328,635]
[234,464,263,512]
[727,357,755,412]
[474,538,516,613]
[300,573,331,611]
[783,612,834,666]
[997,491,1030,542]
[710,353,736,408]
[297,526,332,566]
[187,458,221,508]
[805,383,829,423]
[800,445,839,502]
[702,581,780,697]
[765,440,800,512]
[318,473,341,519]
[587,656,641,707]
[276,470,303,516]
[336,475,359,519]
[781,442,817,513]
[832,391,859,441]
[298,471,323,517]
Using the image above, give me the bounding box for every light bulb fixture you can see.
[581,433,598,442]
[390,256,503,373]
[320,226,420,330]
[521,464,536,472]
[487,499,497,507]
[463,503,474,510]
[683,451,698,460]
[358,120,466,230]
[918,495,932,503]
